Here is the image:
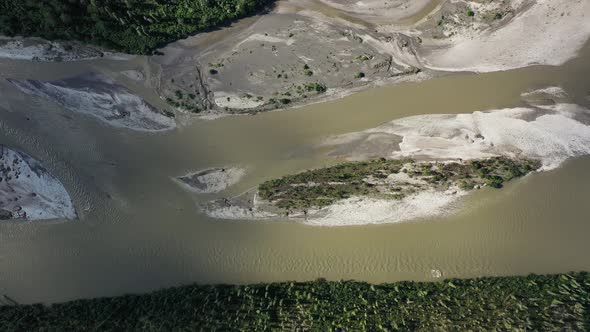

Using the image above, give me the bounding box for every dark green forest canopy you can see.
[1,272,589,331]
[0,0,276,54]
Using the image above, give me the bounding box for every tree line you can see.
[0,0,275,54]
[0,273,588,330]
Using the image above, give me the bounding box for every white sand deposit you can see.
[324,103,590,170]
[6,73,175,132]
[420,0,590,72]
[0,145,76,221]
[214,92,265,109]
[175,167,245,194]
[204,186,467,226]
[304,190,467,226]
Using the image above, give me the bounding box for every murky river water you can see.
[0,41,589,304]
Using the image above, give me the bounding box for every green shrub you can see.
[460,180,474,190]
[305,83,327,93]
[486,175,504,188]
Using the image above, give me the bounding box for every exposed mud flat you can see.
[175,167,245,194]
[153,0,590,117]
[6,73,176,132]
[0,37,129,62]
[0,145,75,221]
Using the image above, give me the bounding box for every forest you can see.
[1,272,588,331]
[0,0,275,54]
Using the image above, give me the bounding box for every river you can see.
[0,41,589,304]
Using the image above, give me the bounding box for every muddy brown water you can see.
[0,41,589,304]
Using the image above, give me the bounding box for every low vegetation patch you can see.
[258,157,540,211]
[1,273,588,331]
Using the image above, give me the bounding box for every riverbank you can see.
[1,272,588,331]
[153,0,590,117]
[1,1,587,120]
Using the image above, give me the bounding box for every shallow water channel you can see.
[0,41,589,304]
